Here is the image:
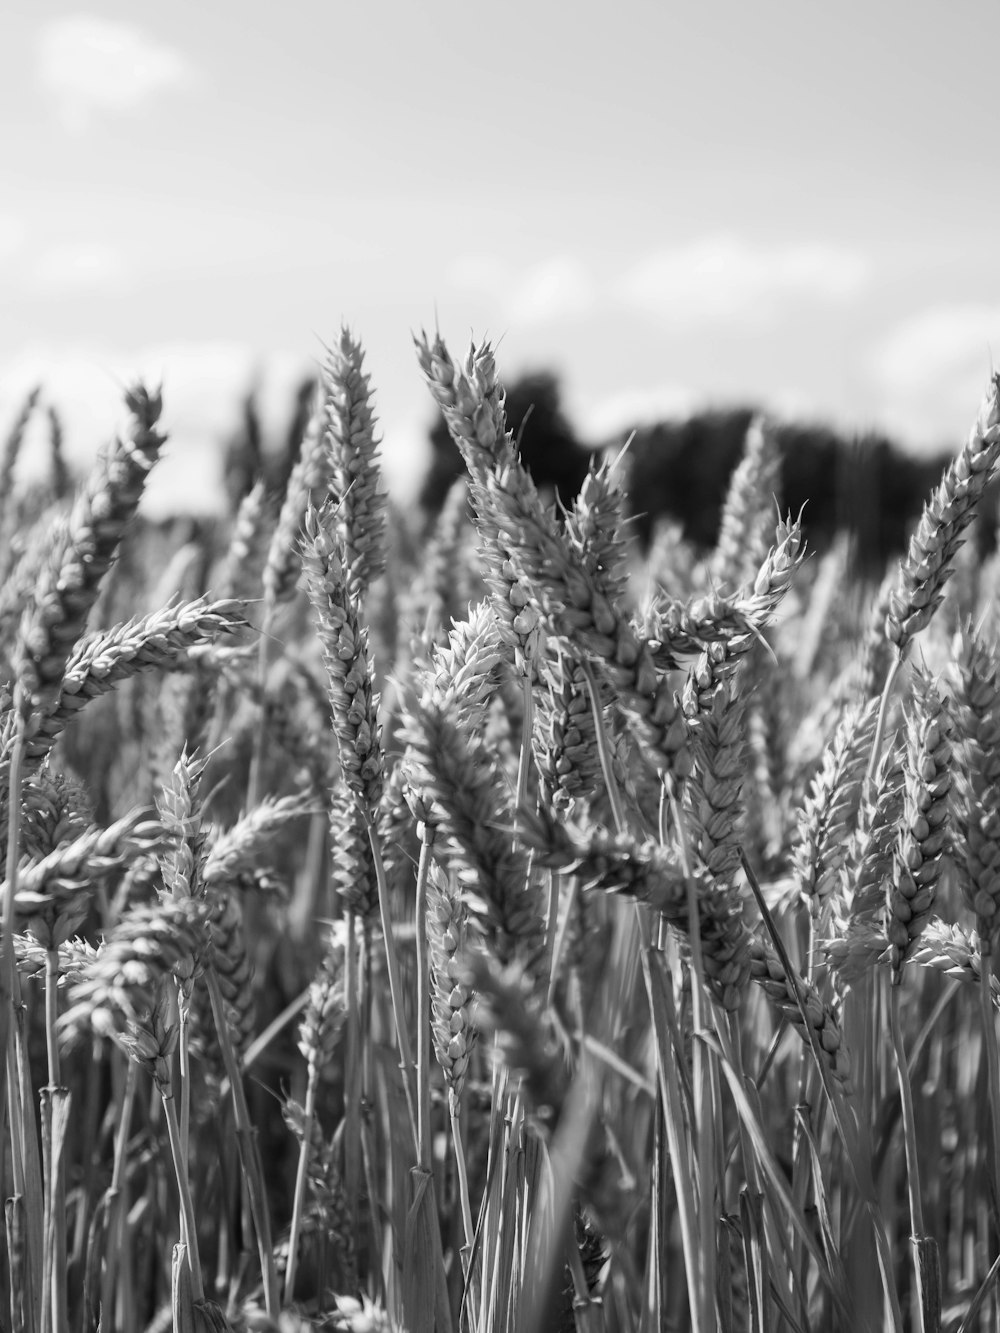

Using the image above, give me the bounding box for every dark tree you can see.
[415,368,999,575]
[620,407,980,576]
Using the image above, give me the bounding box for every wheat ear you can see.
[886,373,1000,653]
[15,385,165,722]
[952,629,1000,949]
[886,671,952,981]
[320,326,387,600]
[711,414,783,589]
[0,386,42,546]
[415,332,541,676]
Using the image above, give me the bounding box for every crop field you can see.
[2,325,1000,1333]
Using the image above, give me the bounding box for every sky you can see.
[2,1,1000,516]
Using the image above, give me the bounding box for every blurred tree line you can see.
[418,371,995,578]
[221,368,997,581]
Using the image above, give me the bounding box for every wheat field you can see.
[1,325,999,1333]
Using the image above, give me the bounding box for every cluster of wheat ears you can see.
[1,328,1000,1333]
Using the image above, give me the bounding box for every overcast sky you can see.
[3,2,999,515]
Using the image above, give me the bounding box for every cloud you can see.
[0,343,312,518]
[33,242,128,291]
[508,258,594,325]
[448,254,504,293]
[0,341,429,517]
[37,16,194,132]
[446,239,868,333]
[617,235,869,328]
[378,414,430,503]
[449,253,595,326]
[0,217,25,265]
[870,304,1000,449]
[571,385,698,444]
[569,382,836,448]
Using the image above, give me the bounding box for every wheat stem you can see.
[415,825,434,1171]
[888,984,929,1322]
[43,951,60,1092]
[580,659,626,836]
[365,817,419,1157]
[41,950,68,1333]
[641,943,706,1333]
[543,868,563,1003]
[979,952,1000,1229]
[516,673,534,811]
[866,652,903,800]
[670,782,716,1333]
[284,1072,318,1302]
[450,1110,475,1266]
[0,722,34,1321]
[247,628,270,809]
[160,1092,204,1302]
[205,967,278,1317]
[100,1058,138,1332]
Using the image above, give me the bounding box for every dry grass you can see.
[1,333,1000,1333]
